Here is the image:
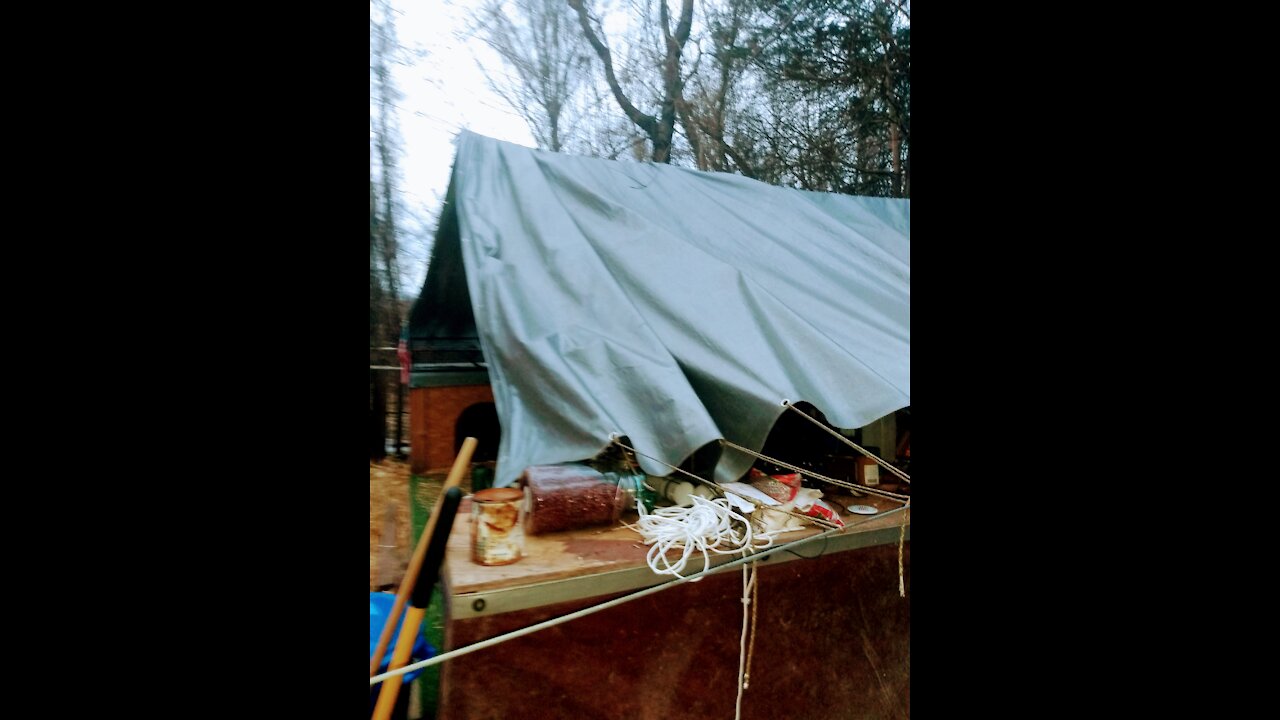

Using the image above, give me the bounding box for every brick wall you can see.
[409,384,496,474]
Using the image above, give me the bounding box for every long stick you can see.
[371,486,463,720]
[369,436,477,676]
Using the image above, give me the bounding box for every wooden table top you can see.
[444,490,909,596]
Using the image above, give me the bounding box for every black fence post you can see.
[395,379,405,459]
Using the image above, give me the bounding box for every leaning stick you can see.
[371,486,463,720]
[369,437,477,676]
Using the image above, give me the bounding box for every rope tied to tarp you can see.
[719,438,910,503]
[781,399,911,484]
[613,436,768,720]
[610,430,905,718]
[715,436,910,598]
[614,436,780,579]
[368,419,911,703]
[612,429,910,597]
[610,435,842,530]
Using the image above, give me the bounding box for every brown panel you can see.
[439,542,910,720]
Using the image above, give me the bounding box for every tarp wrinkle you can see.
[409,132,909,487]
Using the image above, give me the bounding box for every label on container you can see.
[864,464,880,486]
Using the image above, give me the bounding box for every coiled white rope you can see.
[618,466,775,720]
[609,436,841,531]
[626,494,774,578]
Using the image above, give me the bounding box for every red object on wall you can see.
[397,340,411,385]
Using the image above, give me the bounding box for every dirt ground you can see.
[370,457,447,590]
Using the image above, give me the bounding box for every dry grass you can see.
[371,455,495,590]
[369,457,418,591]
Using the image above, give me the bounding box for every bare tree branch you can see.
[568,0,658,138]
[569,0,693,163]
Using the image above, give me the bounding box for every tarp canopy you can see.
[409,131,909,487]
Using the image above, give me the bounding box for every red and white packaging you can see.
[748,468,802,503]
[803,499,845,528]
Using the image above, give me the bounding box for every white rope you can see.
[898,503,909,597]
[720,438,910,504]
[369,506,908,687]
[734,560,758,720]
[625,495,773,578]
[615,438,769,718]
[369,430,912,691]
[780,399,911,483]
[617,437,773,579]
[610,437,842,530]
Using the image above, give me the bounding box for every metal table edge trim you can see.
[449,523,909,619]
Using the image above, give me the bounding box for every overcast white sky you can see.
[383,0,536,294]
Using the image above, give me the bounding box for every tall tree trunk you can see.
[889,125,901,197]
[569,0,692,164]
[370,0,402,459]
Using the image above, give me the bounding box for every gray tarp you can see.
[410,132,909,487]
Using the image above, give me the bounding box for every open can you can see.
[471,487,525,566]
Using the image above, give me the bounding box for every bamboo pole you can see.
[369,436,476,676]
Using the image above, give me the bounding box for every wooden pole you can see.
[369,436,476,676]
[371,486,463,720]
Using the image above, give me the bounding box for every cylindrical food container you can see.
[647,475,714,507]
[854,447,882,487]
[471,488,525,566]
[522,464,625,535]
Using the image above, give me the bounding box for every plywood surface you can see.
[445,492,909,595]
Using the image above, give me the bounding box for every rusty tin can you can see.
[471,487,525,566]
